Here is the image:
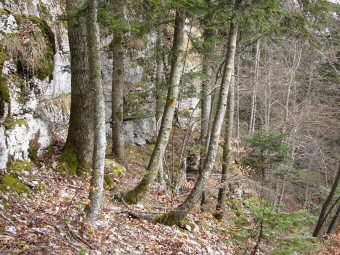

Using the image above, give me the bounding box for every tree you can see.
[111,0,125,161]
[121,10,186,204]
[64,0,94,174]
[215,72,235,220]
[200,0,215,170]
[313,166,340,237]
[85,0,106,223]
[156,0,240,225]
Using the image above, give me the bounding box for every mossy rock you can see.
[7,160,32,173]
[104,159,125,191]
[2,13,55,80]
[0,174,29,193]
[0,49,10,118]
[0,8,10,17]
[3,118,28,129]
[180,217,199,232]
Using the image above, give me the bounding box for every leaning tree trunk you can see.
[157,6,239,225]
[64,0,94,173]
[313,166,340,237]
[326,202,340,234]
[85,0,106,223]
[121,11,185,204]
[215,72,235,220]
[112,0,125,161]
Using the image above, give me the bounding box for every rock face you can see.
[0,1,70,169]
[0,0,155,169]
[0,1,200,169]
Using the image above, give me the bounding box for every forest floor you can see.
[0,145,339,255]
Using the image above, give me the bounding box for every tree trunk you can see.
[326,202,340,234]
[155,25,165,184]
[155,25,164,133]
[121,11,185,204]
[200,0,214,171]
[248,39,260,135]
[313,166,340,237]
[85,0,106,223]
[157,5,239,225]
[111,0,125,161]
[64,0,94,173]
[215,72,235,220]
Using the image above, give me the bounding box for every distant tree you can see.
[242,128,292,184]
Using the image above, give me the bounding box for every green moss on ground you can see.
[7,160,32,172]
[0,174,29,193]
[104,159,125,191]
[60,146,79,175]
[43,143,55,159]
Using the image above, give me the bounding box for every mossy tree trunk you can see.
[85,0,106,223]
[65,0,94,173]
[122,11,185,204]
[111,0,125,162]
[215,73,235,220]
[157,4,239,225]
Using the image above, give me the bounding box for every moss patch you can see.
[0,49,10,118]
[43,143,55,159]
[60,146,79,175]
[3,118,27,129]
[28,131,40,162]
[104,159,125,191]
[0,174,29,193]
[27,15,56,55]
[7,160,32,173]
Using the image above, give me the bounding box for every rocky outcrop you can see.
[0,0,200,169]
[0,1,70,169]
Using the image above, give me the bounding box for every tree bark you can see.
[155,25,165,184]
[200,0,214,171]
[121,11,185,204]
[313,166,340,237]
[85,0,106,223]
[111,0,125,161]
[215,72,235,220]
[326,202,340,234]
[157,4,239,225]
[64,0,94,172]
[248,39,260,135]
